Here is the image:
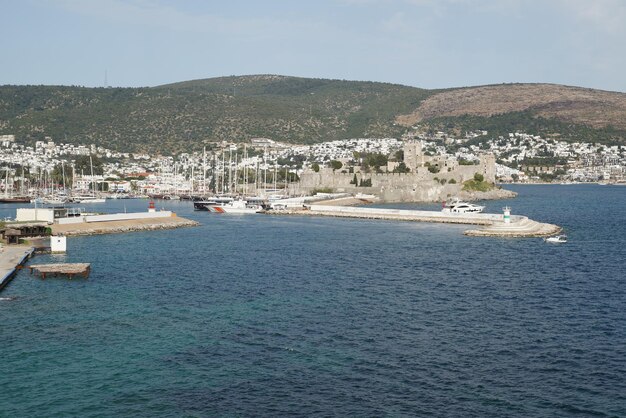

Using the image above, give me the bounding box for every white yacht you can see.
[441,199,485,214]
[219,199,265,214]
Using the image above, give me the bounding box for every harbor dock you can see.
[0,246,35,291]
[273,205,561,238]
[29,263,91,279]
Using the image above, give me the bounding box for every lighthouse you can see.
[503,206,511,224]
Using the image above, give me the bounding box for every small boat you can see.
[545,235,567,244]
[441,199,485,214]
[72,195,106,203]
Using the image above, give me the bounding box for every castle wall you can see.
[299,153,495,202]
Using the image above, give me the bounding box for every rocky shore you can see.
[50,217,199,236]
[458,187,518,201]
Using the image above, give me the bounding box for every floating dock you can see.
[29,263,91,279]
[273,205,561,238]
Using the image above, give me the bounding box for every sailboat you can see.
[73,156,105,203]
[0,167,31,203]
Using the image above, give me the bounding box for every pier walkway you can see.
[278,205,561,238]
[0,246,34,292]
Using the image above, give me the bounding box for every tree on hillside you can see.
[392,162,410,173]
[364,153,388,170]
[74,155,104,176]
[51,162,73,187]
[330,160,343,171]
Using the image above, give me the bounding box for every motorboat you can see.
[218,199,265,214]
[545,235,567,244]
[441,199,485,214]
[193,197,234,211]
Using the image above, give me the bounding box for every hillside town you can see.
[0,129,625,198]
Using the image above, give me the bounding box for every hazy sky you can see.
[2,0,626,91]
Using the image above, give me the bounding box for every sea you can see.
[1,184,625,417]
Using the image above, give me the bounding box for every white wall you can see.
[56,211,172,225]
[16,208,55,223]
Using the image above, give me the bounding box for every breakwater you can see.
[271,205,561,237]
[50,217,199,236]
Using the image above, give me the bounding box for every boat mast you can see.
[89,155,95,196]
[263,146,267,196]
[202,146,207,195]
[221,149,225,194]
[242,145,248,194]
[61,162,66,192]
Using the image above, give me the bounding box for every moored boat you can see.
[72,195,106,203]
[193,197,234,211]
[441,199,485,214]
[220,199,265,214]
[0,196,31,203]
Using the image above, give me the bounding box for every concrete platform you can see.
[50,216,198,236]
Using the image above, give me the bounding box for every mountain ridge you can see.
[1,75,625,154]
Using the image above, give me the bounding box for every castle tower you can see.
[403,140,423,172]
[479,153,496,182]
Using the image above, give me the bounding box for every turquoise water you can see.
[1,185,625,416]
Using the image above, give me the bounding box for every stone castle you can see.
[299,140,496,202]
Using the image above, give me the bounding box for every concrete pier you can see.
[0,246,35,292]
[50,216,198,236]
[273,205,561,238]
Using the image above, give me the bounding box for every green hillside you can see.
[0,75,432,154]
[1,75,626,155]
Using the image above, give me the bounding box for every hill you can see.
[396,83,626,143]
[1,76,625,154]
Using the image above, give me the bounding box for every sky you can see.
[2,0,626,92]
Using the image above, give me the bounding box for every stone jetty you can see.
[270,205,560,238]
